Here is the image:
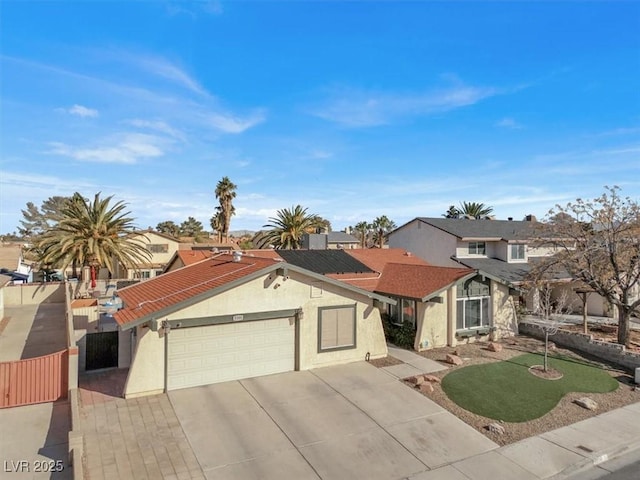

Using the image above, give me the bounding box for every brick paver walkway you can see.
[80,370,205,480]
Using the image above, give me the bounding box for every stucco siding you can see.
[123,270,388,396]
[124,326,165,398]
[415,294,448,350]
[491,281,518,339]
[389,220,459,266]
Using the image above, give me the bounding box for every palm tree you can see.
[210,208,224,243]
[457,202,494,219]
[371,216,396,249]
[215,176,237,242]
[442,205,460,219]
[353,221,371,248]
[258,205,323,249]
[35,192,151,283]
[156,220,180,238]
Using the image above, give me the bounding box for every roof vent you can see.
[508,217,513,221]
[405,251,412,256]
[211,247,219,254]
[232,251,243,262]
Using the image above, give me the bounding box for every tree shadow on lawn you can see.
[441,353,619,423]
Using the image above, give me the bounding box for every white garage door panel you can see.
[167,317,294,390]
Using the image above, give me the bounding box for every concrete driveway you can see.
[169,362,498,480]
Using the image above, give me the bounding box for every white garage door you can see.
[167,317,295,390]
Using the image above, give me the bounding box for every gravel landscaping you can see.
[398,337,640,446]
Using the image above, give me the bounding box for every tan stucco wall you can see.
[492,282,518,339]
[388,220,459,267]
[415,294,449,351]
[3,283,65,306]
[123,270,388,396]
[124,326,165,398]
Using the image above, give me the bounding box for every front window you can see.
[388,298,416,328]
[318,305,356,352]
[456,275,492,330]
[510,244,525,260]
[456,297,491,329]
[468,241,486,255]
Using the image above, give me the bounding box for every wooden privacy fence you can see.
[0,349,69,408]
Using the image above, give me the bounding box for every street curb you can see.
[547,438,640,479]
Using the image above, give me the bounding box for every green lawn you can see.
[441,353,618,422]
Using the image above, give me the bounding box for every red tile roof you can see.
[343,248,473,299]
[375,263,473,300]
[114,254,279,326]
[175,250,213,266]
[345,248,430,272]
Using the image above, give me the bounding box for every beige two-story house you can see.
[389,217,614,336]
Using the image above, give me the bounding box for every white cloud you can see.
[47,133,167,164]
[206,111,266,133]
[310,84,499,127]
[496,117,523,129]
[125,119,186,141]
[59,104,99,118]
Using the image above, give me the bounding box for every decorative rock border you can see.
[519,321,640,372]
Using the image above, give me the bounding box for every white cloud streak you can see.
[206,111,266,133]
[64,104,99,117]
[47,133,167,164]
[496,117,523,129]
[310,84,499,127]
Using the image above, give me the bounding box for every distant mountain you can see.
[229,230,256,237]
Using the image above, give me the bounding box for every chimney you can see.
[525,214,538,222]
[345,226,351,235]
[508,217,513,221]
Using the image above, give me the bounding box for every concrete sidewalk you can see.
[411,401,640,479]
[385,345,640,480]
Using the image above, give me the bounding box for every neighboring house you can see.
[0,243,34,282]
[163,249,214,273]
[277,248,516,351]
[301,232,361,250]
[388,217,612,318]
[112,252,392,397]
[111,230,182,280]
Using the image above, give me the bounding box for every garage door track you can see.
[169,362,497,480]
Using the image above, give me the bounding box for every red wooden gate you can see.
[0,349,69,408]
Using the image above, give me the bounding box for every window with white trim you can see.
[468,241,486,255]
[510,244,525,260]
[456,276,492,330]
[457,297,491,329]
[318,305,356,352]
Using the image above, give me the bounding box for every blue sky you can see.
[1,1,639,234]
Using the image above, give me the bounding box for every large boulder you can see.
[406,375,424,387]
[487,342,503,352]
[575,397,598,411]
[487,423,505,435]
[446,354,463,366]
[419,383,434,394]
[423,374,441,383]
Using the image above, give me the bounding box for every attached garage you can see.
[114,254,392,398]
[166,317,295,390]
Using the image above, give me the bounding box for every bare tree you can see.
[530,186,640,347]
[528,281,573,372]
